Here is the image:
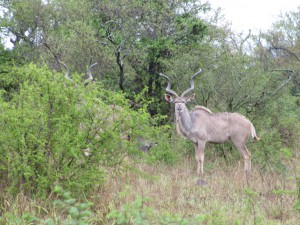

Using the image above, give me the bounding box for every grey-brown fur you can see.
[160,69,260,184]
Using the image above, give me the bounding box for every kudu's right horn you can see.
[58,60,71,80]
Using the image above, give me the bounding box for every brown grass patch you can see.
[91,156,300,224]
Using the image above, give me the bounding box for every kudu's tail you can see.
[251,123,260,141]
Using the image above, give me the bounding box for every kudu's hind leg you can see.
[194,141,205,176]
[235,143,251,184]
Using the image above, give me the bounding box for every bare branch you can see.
[240,29,251,50]
[269,46,300,62]
[272,74,294,95]
[271,69,294,73]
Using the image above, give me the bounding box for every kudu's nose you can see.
[177,107,183,115]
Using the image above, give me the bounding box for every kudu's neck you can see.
[176,104,192,132]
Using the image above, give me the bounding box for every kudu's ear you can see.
[165,94,174,103]
[186,93,195,102]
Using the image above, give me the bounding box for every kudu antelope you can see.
[159,69,260,184]
[59,61,132,157]
[59,61,99,156]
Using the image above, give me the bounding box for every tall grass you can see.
[1,155,299,224]
[100,157,299,224]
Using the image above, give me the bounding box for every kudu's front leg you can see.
[194,141,206,176]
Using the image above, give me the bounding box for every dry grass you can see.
[94,156,300,224]
[1,156,299,224]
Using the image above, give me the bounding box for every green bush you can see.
[0,64,164,196]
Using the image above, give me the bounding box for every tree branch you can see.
[269,46,300,62]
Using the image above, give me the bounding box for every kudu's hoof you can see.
[196,179,207,186]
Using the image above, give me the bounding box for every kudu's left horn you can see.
[159,73,179,97]
[181,68,203,97]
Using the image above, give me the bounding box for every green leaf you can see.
[69,206,80,218]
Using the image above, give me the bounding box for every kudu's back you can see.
[189,106,258,144]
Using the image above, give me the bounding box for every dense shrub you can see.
[0,64,170,196]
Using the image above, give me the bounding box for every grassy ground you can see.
[96,157,299,224]
[1,155,299,224]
